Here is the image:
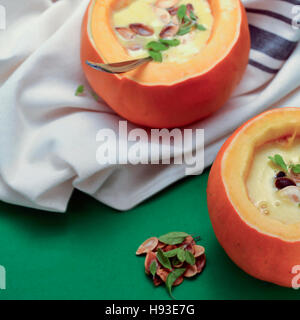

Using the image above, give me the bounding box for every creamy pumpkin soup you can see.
[112,0,214,63]
[247,137,300,225]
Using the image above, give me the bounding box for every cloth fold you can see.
[0,0,299,212]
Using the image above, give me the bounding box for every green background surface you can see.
[0,168,299,300]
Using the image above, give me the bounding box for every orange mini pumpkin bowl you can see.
[81,0,250,128]
[207,107,300,287]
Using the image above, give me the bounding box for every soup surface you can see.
[112,0,214,63]
[247,137,300,225]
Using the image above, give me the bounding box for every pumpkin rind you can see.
[207,107,300,287]
[81,0,250,128]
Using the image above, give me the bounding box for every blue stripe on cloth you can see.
[279,0,300,5]
[246,8,292,25]
[248,59,279,74]
[249,25,297,60]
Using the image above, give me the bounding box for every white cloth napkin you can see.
[0,0,299,212]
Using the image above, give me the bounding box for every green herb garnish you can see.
[268,154,288,172]
[163,247,185,263]
[75,85,84,96]
[146,5,206,63]
[290,164,300,174]
[159,38,180,47]
[91,91,99,102]
[190,10,197,21]
[148,50,163,62]
[185,250,196,265]
[137,232,206,300]
[183,15,191,23]
[196,24,207,31]
[163,248,180,258]
[157,248,172,270]
[177,26,192,36]
[158,232,189,245]
[177,248,186,263]
[166,268,186,298]
[177,5,187,21]
[150,261,157,278]
[146,41,168,52]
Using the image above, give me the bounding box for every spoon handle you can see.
[86,57,152,74]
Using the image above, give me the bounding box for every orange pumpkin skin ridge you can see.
[207,108,300,287]
[81,1,250,128]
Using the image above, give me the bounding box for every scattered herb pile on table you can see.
[136,232,206,298]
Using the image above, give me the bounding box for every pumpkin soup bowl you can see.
[207,107,300,287]
[81,0,250,128]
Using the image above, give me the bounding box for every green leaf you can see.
[190,10,197,21]
[157,248,172,270]
[290,164,300,174]
[91,91,99,101]
[185,250,196,265]
[159,38,180,47]
[177,248,186,262]
[177,5,187,21]
[146,41,168,52]
[166,268,186,298]
[75,85,84,96]
[150,261,157,278]
[196,24,207,31]
[177,26,192,36]
[163,248,179,258]
[158,232,189,245]
[268,154,288,172]
[183,15,191,23]
[148,50,163,62]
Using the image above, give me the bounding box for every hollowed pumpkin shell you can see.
[81,0,250,128]
[207,107,300,287]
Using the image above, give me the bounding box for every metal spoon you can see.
[86,57,152,74]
